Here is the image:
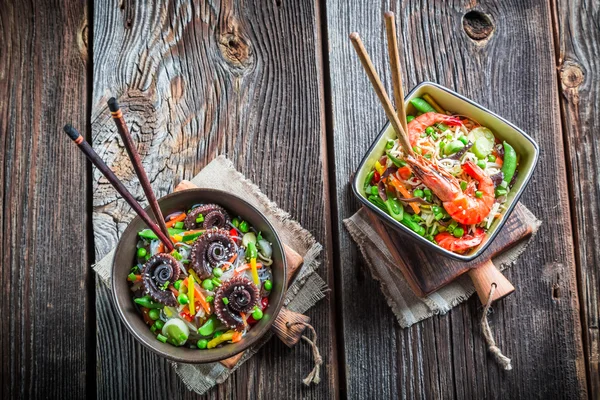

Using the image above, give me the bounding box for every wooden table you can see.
[1,1,596,398]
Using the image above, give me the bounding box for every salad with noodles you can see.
[364,94,519,254]
[127,203,273,349]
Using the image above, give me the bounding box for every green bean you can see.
[387,153,407,168]
[410,98,436,113]
[364,170,375,191]
[501,141,517,185]
[134,295,164,309]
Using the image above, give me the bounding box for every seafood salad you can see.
[127,204,273,349]
[364,94,519,254]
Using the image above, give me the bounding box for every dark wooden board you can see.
[325,0,587,398]
[92,0,337,398]
[552,0,600,395]
[383,203,533,296]
[0,1,91,399]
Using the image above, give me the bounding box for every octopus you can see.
[184,204,231,230]
[214,276,260,331]
[189,228,236,280]
[141,253,181,307]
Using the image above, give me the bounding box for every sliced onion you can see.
[257,239,272,259]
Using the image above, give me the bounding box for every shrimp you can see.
[407,157,495,225]
[407,112,462,145]
[435,228,485,252]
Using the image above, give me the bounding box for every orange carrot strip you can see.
[165,213,187,228]
[128,274,141,282]
[388,175,420,214]
[193,285,211,314]
[157,242,165,254]
[231,332,243,343]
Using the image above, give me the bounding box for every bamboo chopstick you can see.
[107,97,172,248]
[63,124,175,253]
[349,32,414,156]
[384,11,408,133]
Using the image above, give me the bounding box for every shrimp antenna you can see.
[107,97,173,248]
[349,32,414,156]
[63,124,174,253]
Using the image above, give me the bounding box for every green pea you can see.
[423,188,432,201]
[202,279,214,291]
[214,331,223,339]
[197,339,208,349]
[174,221,184,229]
[137,247,147,258]
[458,135,468,145]
[173,280,183,290]
[148,309,160,321]
[154,320,165,330]
[370,186,378,195]
[453,227,465,238]
[488,154,497,162]
[177,293,189,305]
[475,191,483,199]
[264,280,273,291]
[477,160,487,170]
[386,140,394,149]
[157,334,167,343]
[460,181,468,191]
[425,126,434,135]
[406,115,415,123]
[222,297,229,305]
[252,308,264,320]
[213,268,223,278]
[239,221,249,233]
[413,189,424,198]
[232,217,240,228]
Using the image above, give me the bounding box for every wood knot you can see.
[218,33,253,69]
[560,62,584,89]
[463,11,494,42]
[78,16,89,65]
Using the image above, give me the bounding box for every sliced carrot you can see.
[231,332,243,343]
[128,274,141,282]
[168,285,179,298]
[193,285,211,314]
[388,175,420,214]
[165,212,187,228]
[234,263,263,276]
[157,242,165,254]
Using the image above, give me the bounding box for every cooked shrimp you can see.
[407,112,462,145]
[407,157,495,225]
[435,228,485,252]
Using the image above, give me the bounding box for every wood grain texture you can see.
[326,0,586,398]
[0,1,90,398]
[92,0,337,398]
[552,0,600,395]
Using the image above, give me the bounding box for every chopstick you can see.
[349,32,414,156]
[384,11,408,133]
[107,97,172,248]
[63,124,175,253]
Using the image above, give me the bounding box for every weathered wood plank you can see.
[552,0,600,395]
[326,0,586,398]
[92,0,336,398]
[0,1,90,399]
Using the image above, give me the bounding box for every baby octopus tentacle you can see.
[214,276,260,331]
[184,204,231,230]
[189,228,236,280]
[141,254,181,306]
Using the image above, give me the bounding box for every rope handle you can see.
[481,283,512,370]
[286,321,322,385]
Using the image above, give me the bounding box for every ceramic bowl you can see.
[352,81,539,261]
[111,188,287,363]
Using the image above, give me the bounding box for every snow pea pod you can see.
[501,141,517,185]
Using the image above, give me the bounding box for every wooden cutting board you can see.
[367,202,535,303]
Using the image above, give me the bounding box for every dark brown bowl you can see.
[111,188,287,363]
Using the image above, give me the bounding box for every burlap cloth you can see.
[92,156,327,395]
[344,206,541,328]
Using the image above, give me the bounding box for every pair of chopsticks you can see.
[64,98,174,253]
[350,12,413,157]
